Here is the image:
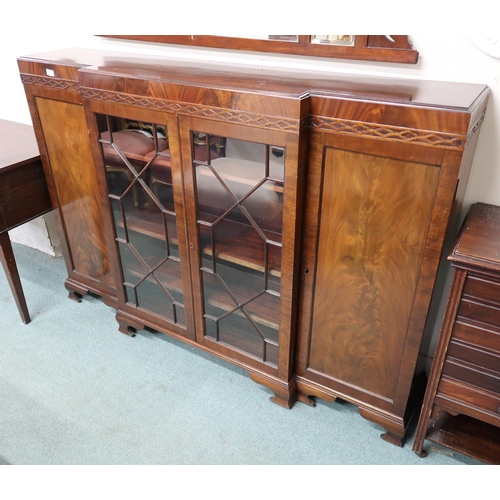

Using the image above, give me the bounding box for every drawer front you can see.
[463,275,500,307]
[447,339,500,375]
[442,356,500,395]
[457,297,500,327]
[436,377,500,423]
[0,160,51,230]
[452,321,500,356]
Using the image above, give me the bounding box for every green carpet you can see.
[0,243,484,466]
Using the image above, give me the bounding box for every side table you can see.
[413,202,500,464]
[0,119,52,324]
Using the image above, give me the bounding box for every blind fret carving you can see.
[311,116,466,150]
[20,74,80,92]
[81,88,301,133]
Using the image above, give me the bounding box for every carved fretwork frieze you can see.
[311,116,466,150]
[466,109,487,145]
[81,88,301,133]
[21,76,479,149]
[20,74,80,92]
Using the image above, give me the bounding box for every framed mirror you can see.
[101,35,418,64]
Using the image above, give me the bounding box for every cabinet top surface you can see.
[19,48,489,110]
[0,119,40,172]
[451,203,500,271]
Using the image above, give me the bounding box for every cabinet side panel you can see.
[35,97,114,285]
[309,148,439,399]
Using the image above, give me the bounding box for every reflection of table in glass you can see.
[0,119,52,324]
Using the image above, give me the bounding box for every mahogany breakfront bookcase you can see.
[18,47,490,446]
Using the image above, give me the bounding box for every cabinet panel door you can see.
[303,146,440,400]
[180,117,301,375]
[93,111,194,338]
[35,97,115,292]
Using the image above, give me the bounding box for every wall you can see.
[1,33,499,366]
[3,34,499,207]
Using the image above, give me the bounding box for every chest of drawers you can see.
[413,202,500,463]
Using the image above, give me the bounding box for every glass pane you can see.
[202,270,237,319]
[217,313,266,359]
[267,35,298,42]
[119,241,147,287]
[135,277,183,325]
[110,197,125,240]
[97,114,185,328]
[194,133,284,365]
[311,35,355,46]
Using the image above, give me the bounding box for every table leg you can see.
[0,231,31,324]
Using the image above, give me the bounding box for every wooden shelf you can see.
[426,412,500,464]
[205,318,279,367]
[117,203,283,280]
[118,228,280,332]
[120,208,175,242]
[202,260,281,332]
[197,161,284,195]
[199,214,282,278]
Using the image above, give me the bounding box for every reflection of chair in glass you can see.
[199,138,284,233]
[147,135,224,211]
[147,134,284,235]
[101,126,167,208]
[196,157,284,234]
[146,148,173,211]
[193,132,225,156]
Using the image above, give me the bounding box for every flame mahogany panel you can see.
[308,148,440,398]
[34,98,115,293]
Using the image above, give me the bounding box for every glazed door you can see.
[180,116,302,394]
[89,106,195,339]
